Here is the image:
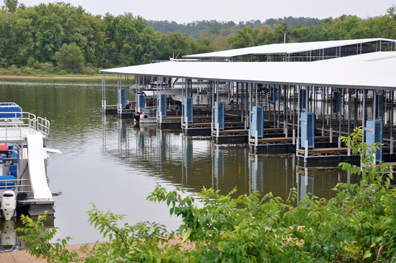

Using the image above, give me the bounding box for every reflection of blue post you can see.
[158,94,167,118]
[333,91,341,113]
[375,94,383,119]
[249,156,264,194]
[214,147,224,186]
[251,106,264,139]
[184,139,193,168]
[215,102,225,132]
[366,120,382,162]
[300,168,314,204]
[301,112,315,149]
[158,130,167,161]
[299,89,306,109]
[184,97,193,123]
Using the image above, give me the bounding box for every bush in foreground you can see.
[18,127,396,262]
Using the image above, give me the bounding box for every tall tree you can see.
[55,42,84,73]
[3,0,18,13]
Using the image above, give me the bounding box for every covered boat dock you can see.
[100,38,396,165]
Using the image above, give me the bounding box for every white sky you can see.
[20,0,396,23]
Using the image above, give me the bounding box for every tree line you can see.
[147,17,322,39]
[1,1,396,75]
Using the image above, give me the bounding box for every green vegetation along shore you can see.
[1,1,396,78]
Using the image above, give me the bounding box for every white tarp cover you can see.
[100,60,396,89]
[183,38,396,58]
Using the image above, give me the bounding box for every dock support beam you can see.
[101,73,106,109]
[391,90,394,154]
[304,86,309,161]
[348,88,351,156]
[297,85,300,150]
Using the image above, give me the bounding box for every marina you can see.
[0,38,395,253]
[101,38,396,166]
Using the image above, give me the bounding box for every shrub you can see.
[22,67,35,75]
[54,43,84,73]
[8,65,21,75]
[37,62,54,73]
[0,68,13,75]
[81,66,95,75]
[17,127,396,262]
[0,58,8,68]
[26,56,38,68]
[57,70,67,75]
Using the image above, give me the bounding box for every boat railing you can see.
[36,117,50,136]
[0,112,50,140]
[0,177,50,194]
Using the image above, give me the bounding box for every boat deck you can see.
[0,126,38,143]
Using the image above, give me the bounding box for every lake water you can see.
[0,79,360,251]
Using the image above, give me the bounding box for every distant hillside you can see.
[147,17,323,38]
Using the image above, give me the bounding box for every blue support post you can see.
[184,97,193,123]
[270,87,278,104]
[251,106,264,138]
[215,102,225,130]
[333,91,341,113]
[301,112,315,149]
[366,120,383,162]
[137,94,145,112]
[120,89,126,109]
[375,94,383,119]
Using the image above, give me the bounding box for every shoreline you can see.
[0,75,120,80]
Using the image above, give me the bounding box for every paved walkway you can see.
[0,243,92,263]
[0,237,191,262]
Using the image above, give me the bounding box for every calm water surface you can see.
[0,79,359,251]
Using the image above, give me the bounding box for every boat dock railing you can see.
[0,112,50,141]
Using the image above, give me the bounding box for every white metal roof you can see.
[183,38,396,58]
[100,60,396,89]
[316,51,396,63]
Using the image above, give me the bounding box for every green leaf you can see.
[363,250,372,259]
[182,229,192,242]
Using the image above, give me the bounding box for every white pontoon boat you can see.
[0,103,58,220]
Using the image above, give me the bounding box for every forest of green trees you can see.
[147,17,322,38]
[1,1,396,75]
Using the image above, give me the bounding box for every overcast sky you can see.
[20,0,396,23]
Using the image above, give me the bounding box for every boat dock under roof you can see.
[100,38,396,166]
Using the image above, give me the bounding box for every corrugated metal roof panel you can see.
[316,51,396,62]
[183,38,396,58]
[100,61,396,89]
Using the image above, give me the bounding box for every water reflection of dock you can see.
[102,117,360,203]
